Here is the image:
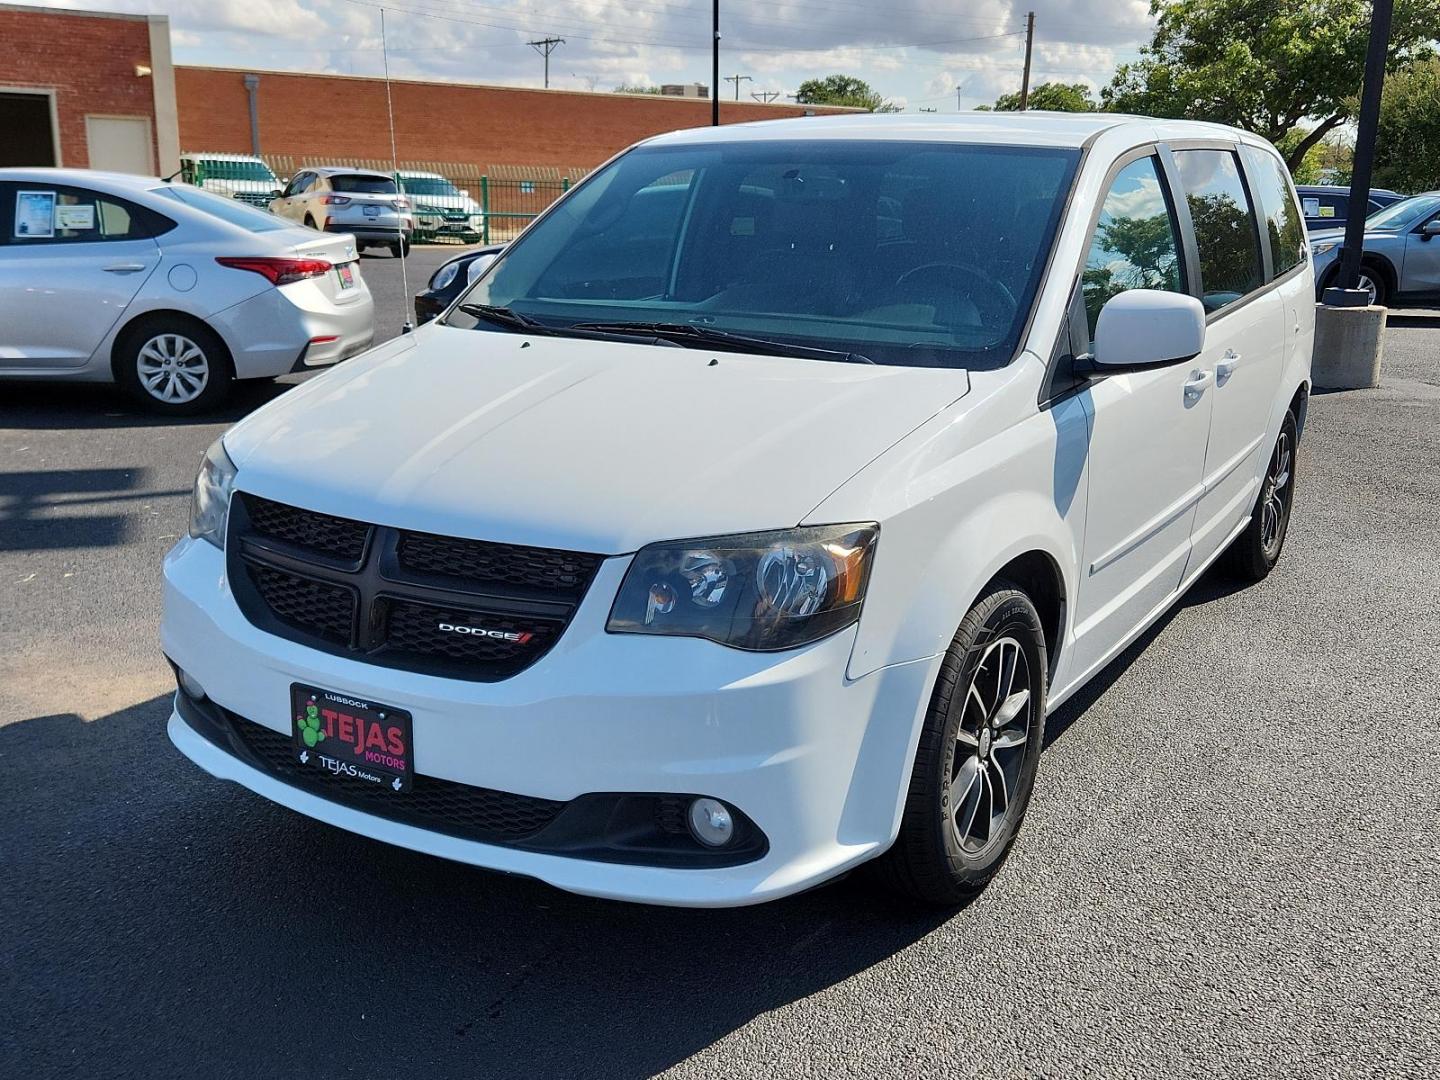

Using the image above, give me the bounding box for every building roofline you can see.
[176,64,862,110]
[0,2,151,21]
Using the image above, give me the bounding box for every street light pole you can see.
[712,0,720,125]
[1327,0,1395,306]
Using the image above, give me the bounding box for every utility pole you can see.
[1328,0,1395,304]
[724,74,752,100]
[751,90,780,103]
[711,0,720,125]
[528,37,564,89]
[1019,11,1035,110]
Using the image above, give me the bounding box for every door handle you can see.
[1216,351,1241,385]
[102,263,148,274]
[1183,369,1213,401]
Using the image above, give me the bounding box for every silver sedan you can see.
[0,167,375,414]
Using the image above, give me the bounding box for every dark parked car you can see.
[413,244,504,323]
[1296,184,1405,233]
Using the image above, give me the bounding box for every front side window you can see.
[1173,149,1263,313]
[449,140,1080,368]
[1240,146,1305,277]
[330,174,398,195]
[1082,156,1184,333]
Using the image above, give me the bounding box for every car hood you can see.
[223,326,970,554]
[1309,226,1403,246]
[412,195,483,215]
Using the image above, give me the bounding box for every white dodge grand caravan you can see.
[164,114,1312,907]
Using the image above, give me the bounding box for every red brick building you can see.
[175,66,849,173]
[0,3,179,174]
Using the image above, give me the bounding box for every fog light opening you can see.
[177,668,207,701]
[688,797,735,847]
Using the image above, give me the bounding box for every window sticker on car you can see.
[55,205,95,230]
[1319,205,1336,218]
[1302,197,1321,217]
[14,190,55,238]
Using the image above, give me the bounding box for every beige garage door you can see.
[86,115,154,175]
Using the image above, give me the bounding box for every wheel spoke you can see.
[954,760,984,845]
[988,759,1009,814]
[955,727,979,749]
[950,755,981,809]
[992,727,1028,751]
[993,687,1029,729]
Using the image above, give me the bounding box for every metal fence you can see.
[259,156,588,243]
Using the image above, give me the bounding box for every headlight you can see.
[432,260,461,291]
[1312,240,1339,256]
[607,524,878,651]
[188,438,237,549]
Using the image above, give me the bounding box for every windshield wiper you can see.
[456,303,559,335]
[568,321,874,364]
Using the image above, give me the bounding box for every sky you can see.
[18,0,1158,109]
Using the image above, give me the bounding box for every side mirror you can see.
[1421,219,1440,239]
[1091,289,1206,372]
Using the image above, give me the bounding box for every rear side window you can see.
[1173,149,1263,313]
[2,182,173,245]
[331,174,397,195]
[1082,156,1184,334]
[1241,147,1306,277]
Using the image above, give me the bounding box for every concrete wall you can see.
[0,4,166,170]
[176,66,852,170]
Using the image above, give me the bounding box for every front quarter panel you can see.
[808,354,1086,686]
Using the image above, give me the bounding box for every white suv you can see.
[163,114,1313,906]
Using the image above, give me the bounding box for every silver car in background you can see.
[269,167,415,257]
[1310,192,1440,305]
[0,168,375,414]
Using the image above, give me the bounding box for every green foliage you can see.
[991,82,1097,112]
[1278,129,1355,185]
[1103,0,1438,170]
[795,74,902,112]
[1375,57,1440,193]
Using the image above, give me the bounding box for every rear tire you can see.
[303,214,318,231]
[870,581,1048,906]
[1223,410,1298,582]
[390,237,411,258]
[114,316,233,415]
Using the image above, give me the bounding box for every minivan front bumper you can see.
[162,536,935,907]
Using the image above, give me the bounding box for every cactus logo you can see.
[297,698,326,748]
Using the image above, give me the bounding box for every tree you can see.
[990,81,1097,112]
[1278,128,1355,185]
[1103,0,1438,172]
[1375,57,1440,192]
[795,74,901,112]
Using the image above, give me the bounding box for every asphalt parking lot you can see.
[3,257,1438,1079]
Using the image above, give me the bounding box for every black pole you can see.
[712,0,720,126]
[1326,0,1394,306]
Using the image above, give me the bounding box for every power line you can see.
[751,89,780,102]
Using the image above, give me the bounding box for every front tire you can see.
[1223,410,1298,581]
[871,581,1048,906]
[115,317,233,415]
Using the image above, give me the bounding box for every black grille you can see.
[398,531,600,596]
[247,562,356,643]
[383,600,562,677]
[245,495,370,563]
[229,493,601,681]
[235,713,566,840]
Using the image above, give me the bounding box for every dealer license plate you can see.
[336,263,356,290]
[291,684,413,793]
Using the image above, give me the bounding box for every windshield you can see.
[152,184,289,232]
[1366,195,1440,231]
[403,176,463,198]
[201,159,277,183]
[331,174,398,195]
[446,140,1080,368]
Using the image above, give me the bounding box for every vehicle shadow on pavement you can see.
[0,376,304,430]
[1043,564,1248,748]
[2,694,952,1080]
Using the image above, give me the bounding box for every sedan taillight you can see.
[216,256,333,286]
[320,194,352,205]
